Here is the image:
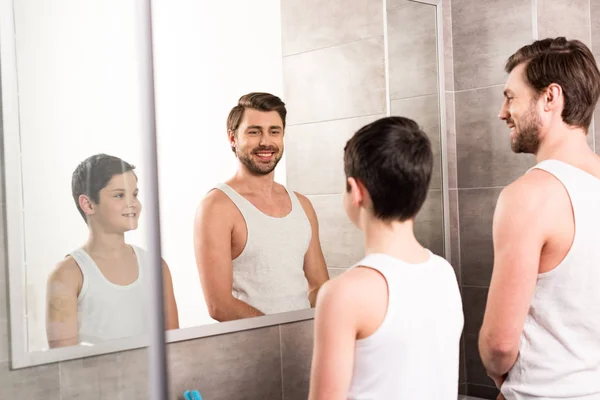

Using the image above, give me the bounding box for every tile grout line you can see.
[58,361,63,400]
[283,35,384,58]
[455,186,506,191]
[279,325,285,400]
[588,0,592,50]
[287,112,385,128]
[454,84,504,94]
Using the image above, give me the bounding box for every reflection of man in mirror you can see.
[45,154,179,348]
[194,92,329,322]
[479,37,600,400]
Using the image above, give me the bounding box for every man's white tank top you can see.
[214,182,312,314]
[346,251,464,399]
[501,159,600,400]
[69,245,147,345]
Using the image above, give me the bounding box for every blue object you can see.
[183,390,202,400]
[191,390,203,400]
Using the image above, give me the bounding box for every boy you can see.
[308,117,464,399]
[46,153,179,348]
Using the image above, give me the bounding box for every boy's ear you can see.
[78,194,96,216]
[347,177,364,207]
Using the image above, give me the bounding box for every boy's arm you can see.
[161,259,180,330]
[296,193,329,307]
[308,277,359,400]
[46,258,81,348]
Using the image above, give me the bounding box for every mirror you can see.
[1,0,447,368]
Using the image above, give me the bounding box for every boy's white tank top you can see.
[214,182,312,314]
[69,245,147,345]
[501,160,600,400]
[346,251,464,399]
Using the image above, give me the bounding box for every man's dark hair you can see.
[71,153,136,222]
[505,37,600,131]
[344,116,433,222]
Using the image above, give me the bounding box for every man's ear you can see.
[228,129,237,151]
[543,83,563,112]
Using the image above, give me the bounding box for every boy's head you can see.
[71,154,141,232]
[343,116,433,226]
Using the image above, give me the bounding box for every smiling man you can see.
[194,92,329,322]
[479,37,600,400]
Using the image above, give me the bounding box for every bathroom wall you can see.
[449,0,599,398]
[281,0,386,278]
[281,0,449,277]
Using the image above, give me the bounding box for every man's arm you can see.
[46,258,81,348]
[308,277,358,400]
[479,173,547,381]
[161,259,180,330]
[194,191,264,322]
[296,193,329,307]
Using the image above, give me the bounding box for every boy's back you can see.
[308,116,464,399]
[346,252,463,399]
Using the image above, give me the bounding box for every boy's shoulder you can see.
[317,266,387,311]
[48,255,83,290]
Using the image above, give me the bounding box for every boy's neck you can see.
[85,230,129,256]
[363,217,427,263]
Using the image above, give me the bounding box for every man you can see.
[479,37,600,399]
[193,92,329,322]
[308,116,463,399]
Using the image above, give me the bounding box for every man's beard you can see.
[511,106,542,154]
[237,146,282,175]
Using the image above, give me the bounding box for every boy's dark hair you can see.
[226,92,287,153]
[344,116,433,222]
[505,37,600,131]
[71,153,136,222]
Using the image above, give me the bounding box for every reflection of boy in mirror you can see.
[194,92,329,322]
[308,117,463,399]
[45,154,179,349]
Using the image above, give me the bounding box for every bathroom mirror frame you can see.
[1,0,449,369]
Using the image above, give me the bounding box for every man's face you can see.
[230,108,284,175]
[88,171,141,233]
[498,63,543,154]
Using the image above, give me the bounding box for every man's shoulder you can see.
[198,187,236,214]
[502,168,562,206]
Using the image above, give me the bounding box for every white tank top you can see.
[69,245,148,345]
[346,251,464,399]
[215,183,312,314]
[502,160,600,400]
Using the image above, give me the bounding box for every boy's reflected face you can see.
[93,171,141,233]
